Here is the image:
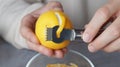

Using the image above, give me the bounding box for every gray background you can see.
[0,37,120,67]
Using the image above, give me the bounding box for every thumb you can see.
[31,1,63,18]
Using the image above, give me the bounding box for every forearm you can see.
[0,0,43,49]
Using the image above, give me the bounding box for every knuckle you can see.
[21,14,31,24]
[96,6,110,20]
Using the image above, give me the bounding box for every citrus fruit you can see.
[35,10,73,49]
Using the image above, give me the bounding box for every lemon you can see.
[35,10,73,49]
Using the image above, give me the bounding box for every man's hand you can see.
[20,1,67,58]
[83,0,120,53]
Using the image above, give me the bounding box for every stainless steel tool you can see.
[47,26,84,43]
[47,26,104,43]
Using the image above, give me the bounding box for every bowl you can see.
[26,50,94,67]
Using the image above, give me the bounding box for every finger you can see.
[20,26,38,43]
[31,1,63,18]
[82,1,120,43]
[62,48,68,54]
[20,1,63,42]
[88,16,120,52]
[20,14,39,44]
[103,38,120,53]
[27,41,54,57]
[117,50,120,52]
[46,1,63,11]
[53,50,64,58]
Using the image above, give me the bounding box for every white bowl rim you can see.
[26,50,94,67]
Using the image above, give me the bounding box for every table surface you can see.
[0,38,120,67]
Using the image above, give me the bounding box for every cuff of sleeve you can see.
[11,3,43,49]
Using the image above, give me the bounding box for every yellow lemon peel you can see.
[35,10,73,49]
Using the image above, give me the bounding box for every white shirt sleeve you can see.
[0,0,43,49]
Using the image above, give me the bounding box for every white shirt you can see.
[0,0,107,49]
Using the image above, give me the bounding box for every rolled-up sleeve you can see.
[0,0,43,49]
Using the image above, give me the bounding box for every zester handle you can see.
[74,29,104,40]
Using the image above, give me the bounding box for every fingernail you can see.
[83,33,91,42]
[88,44,96,52]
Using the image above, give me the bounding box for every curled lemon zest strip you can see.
[55,12,66,38]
